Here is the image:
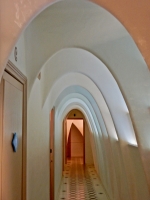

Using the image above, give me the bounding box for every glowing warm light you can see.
[67,119,83,141]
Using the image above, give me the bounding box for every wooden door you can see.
[64,120,67,164]
[67,128,71,159]
[63,119,68,171]
[83,121,85,165]
[50,108,55,200]
[1,71,23,200]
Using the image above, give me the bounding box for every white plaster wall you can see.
[27,79,49,200]
[48,73,150,200]
[54,117,63,200]
[85,120,93,165]
[8,34,27,76]
[14,47,150,200]
[44,72,150,200]
[24,0,128,92]
[43,48,139,144]
[94,36,150,149]
[94,36,150,187]
[27,78,63,200]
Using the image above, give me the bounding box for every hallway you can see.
[1,1,150,200]
[58,158,108,200]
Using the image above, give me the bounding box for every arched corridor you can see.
[57,109,107,200]
[1,1,150,200]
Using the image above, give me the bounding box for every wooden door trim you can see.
[0,60,27,200]
[50,108,55,200]
[68,128,72,159]
[83,121,85,165]
[62,120,64,171]
[65,120,67,165]
[3,71,23,91]
[0,77,4,200]
[63,119,67,171]
[62,120,66,171]
[5,60,27,84]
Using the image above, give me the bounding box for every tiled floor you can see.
[58,158,109,200]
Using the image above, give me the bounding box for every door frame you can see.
[63,118,85,167]
[62,119,67,171]
[0,60,27,200]
[50,107,55,200]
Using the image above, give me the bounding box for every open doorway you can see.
[63,109,94,171]
[63,109,86,169]
[66,119,85,164]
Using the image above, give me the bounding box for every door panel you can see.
[83,121,85,165]
[64,120,67,164]
[1,72,23,200]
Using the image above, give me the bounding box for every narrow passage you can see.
[58,158,109,200]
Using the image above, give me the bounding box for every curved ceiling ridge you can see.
[24,0,132,94]
[41,48,137,145]
[55,86,109,138]
[56,93,102,136]
[49,73,119,141]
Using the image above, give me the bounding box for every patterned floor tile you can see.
[57,158,109,200]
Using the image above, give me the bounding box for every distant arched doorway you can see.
[67,119,84,161]
[63,109,94,169]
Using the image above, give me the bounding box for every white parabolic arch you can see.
[41,48,137,145]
